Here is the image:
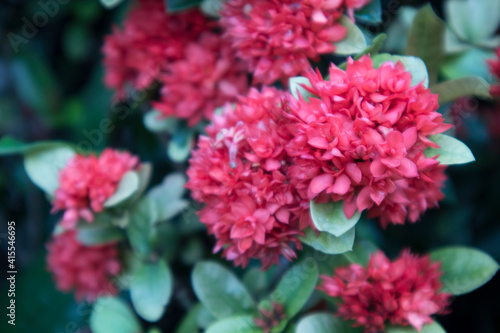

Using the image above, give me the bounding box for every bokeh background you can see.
[0,0,499,332]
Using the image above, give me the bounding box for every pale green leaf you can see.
[104,171,141,207]
[334,15,367,55]
[310,200,361,237]
[424,134,475,165]
[300,227,355,255]
[90,297,142,333]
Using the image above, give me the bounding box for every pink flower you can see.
[102,0,211,96]
[280,55,452,226]
[220,0,348,84]
[152,32,249,126]
[186,87,308,268]
[52,149,139,228]
[46,230,122,302]
[319,250,451,333]
[488,46,500,96]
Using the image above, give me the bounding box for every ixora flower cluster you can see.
[282,55,451,227]
[103,0,249,125]
[220,0,353,84]
[186,87,308,268]
[52,148,140,228]
[319,250,451,333]
[187,55,454,267]
[46,230,122,302]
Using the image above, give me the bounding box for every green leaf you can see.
[334,16,367,55]
[430,246,499,295]
[104,171,141,207]
[90,297,143,333]
[296,312,362,333]
[175,303,203,333]
[430,76,492,104]
[0,137,28,155]
[167,130,194,163]
[201,0,225,17]
[424,134,475,165]
[148,173,189,223]
[192,261,256,319]
[372,53,429,87]
[386,321,446,333]
[405,4,445,86]
[441,48,495,81]
[23,144,75,195]
[289,76,314,102]
[269,260,319,318]
[127,198,157,257]
[355,33,386,59]
[205,315,261,333]
[143,110,179,134]
[167,0,202,12]
[77,223,124,246]
[130,260,173,322]
[242,267,268,297]
[310,200,361,237]
[444,0,500,43]
[300,227,355,255]
[99,0,125,9]
[355,0,381,23]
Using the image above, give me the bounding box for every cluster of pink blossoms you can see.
[188,55,452,266]
[220,0,371,85]
[319,250,451,333]
[52,149,139,228]
[186,88,309,268]
[46,230,122,302]
[488,46,500,96]
[103,0,248,125]
[281,56,451,227]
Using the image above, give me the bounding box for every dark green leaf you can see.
[405,4,445,85]
[167,0,203,12]
[269,260,319,318]
[127,198,157,258]
[355,0,381,23]
[175,304,203,333]
[430,76,491,104]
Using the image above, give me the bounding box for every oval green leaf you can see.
[424,134,475,165]
[90,297,143,333]
[310,200,361,237]
[192,261,256,319]
[430,246,499,295]
[205,315,261,333]
[143,110,179,134]
[99,0,125,9]
[430,76,491,104]
[104,171,141,207]
[372,53,429,87]
[269,260,319,318]
[23,144,75,195]
[77,224,124,246]
[296,312,362,333]
[130,260,173,322]
[334,16,367,55]
[299,227,355,255]
[386,321,446,333]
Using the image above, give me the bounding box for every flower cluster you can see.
[52,149,139,228]
[153,32,249,126]
[319,250,451,333]
[280,55,451,227]
[103,0,248,125]
[488,46,500,96]
[186,88,309,268]
[220,0,351,85]
[46,230,122,302]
